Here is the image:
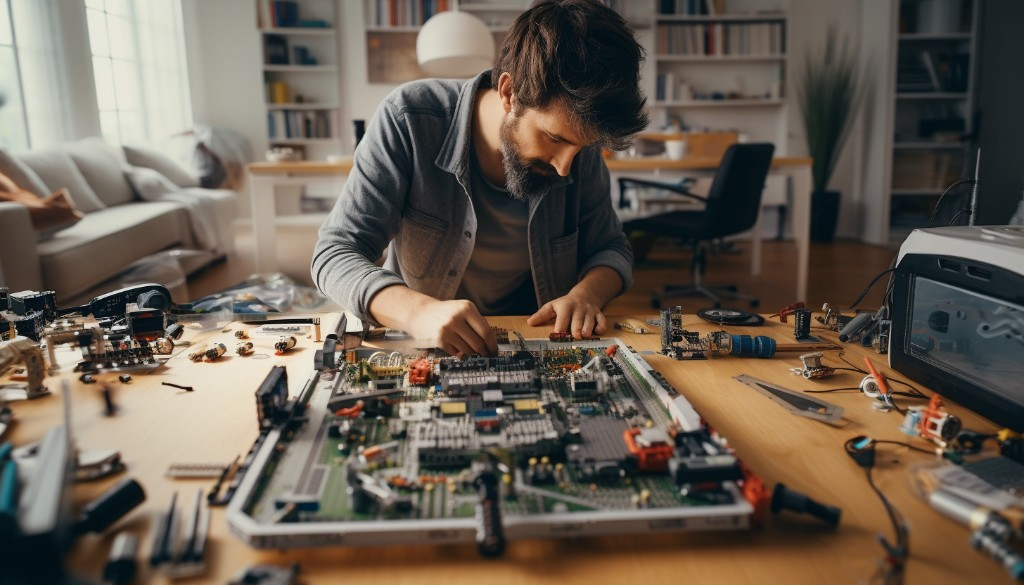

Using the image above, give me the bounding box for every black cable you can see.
[869,440,936,455]
[929,178,975,224]
[804,387,861,393]
[948,208,972,226]
[866,467,909,585]
[844,268,896,311]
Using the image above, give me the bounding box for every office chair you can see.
[621,142,775,309]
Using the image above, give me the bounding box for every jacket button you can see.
[447,270,457,277]
[463,231,471,238]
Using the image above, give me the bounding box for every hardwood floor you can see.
[187,224,900,317]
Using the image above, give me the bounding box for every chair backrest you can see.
[701,143,775,239]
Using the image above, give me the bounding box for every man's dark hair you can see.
[492,0,649,150]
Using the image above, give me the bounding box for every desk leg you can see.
[790,166,812,302]
[251,177,278,274]
[751,205,762,276]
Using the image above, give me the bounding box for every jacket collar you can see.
[435,71,491,179]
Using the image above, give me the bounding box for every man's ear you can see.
[497,72,514,114]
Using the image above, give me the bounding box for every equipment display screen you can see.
[908,276,1024,406]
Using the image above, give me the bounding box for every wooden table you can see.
[606,156,814,302]
[247,159,354,274]
[5,314,1011,584]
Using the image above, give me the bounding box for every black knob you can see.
[771,483,841,527]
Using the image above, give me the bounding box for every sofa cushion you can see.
[63,137,136,207]
[124,144,200,188]
[0,149,50,198]
[36,201,187,297]
[126,167,180,200]
[17,150,108,213]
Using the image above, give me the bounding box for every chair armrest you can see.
[0,202,43,291]
[617,177,707,205]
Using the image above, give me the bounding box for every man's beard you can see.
[499,113,560,202]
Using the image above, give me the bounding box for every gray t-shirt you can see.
[455,155,537,315]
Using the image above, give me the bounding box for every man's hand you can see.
[408,298,498,357]
[369,285,498,357]
[527,290,608,339]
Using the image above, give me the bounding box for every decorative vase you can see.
[810,190,841,242]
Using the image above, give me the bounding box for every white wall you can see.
[785,0,865,240]
[181,0,264,158]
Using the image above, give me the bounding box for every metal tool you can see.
[733,374,845,424]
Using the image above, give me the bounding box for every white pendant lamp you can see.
[416,10,495,78]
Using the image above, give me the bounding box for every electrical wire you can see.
[844,268,896,311]
[948,208,972,225]
[866,466,909,585]
[929,178,976,224]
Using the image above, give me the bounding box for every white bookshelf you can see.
[860,0,981,245]
[258,0,343,161]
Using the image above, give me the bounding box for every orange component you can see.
[770,302,806,323]
[622,428,674,472]
[863,356,891,397]
[918,394,950,443]
[740,463,769,529]
[409,358,433,386]
[605,344,619,358]
[335,400,364,419]
[549,331,573,342]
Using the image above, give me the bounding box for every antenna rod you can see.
[968,148,981,226]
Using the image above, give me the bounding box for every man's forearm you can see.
[571,266,625,308]
[367,284,436,331]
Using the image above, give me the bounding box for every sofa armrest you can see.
[0,202,43,291]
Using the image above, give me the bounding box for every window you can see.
[0,0,29,150]
[86,0,192,145]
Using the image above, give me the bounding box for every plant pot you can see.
[810,190,841,242]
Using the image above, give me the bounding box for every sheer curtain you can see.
[85,0,192,145]
[0,0,69,150]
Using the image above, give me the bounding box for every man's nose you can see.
[550,149,576,176]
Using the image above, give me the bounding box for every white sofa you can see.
[0,137,238,304]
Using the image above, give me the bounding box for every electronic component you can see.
[274,336,297,355]
[613,319,648,334]
[889,226,1024,432]
[236,341,254,356]
[900,394,962,448]
[225,336,755,555]
[790,353,835,379]
[793,307,820,342]
[103,533,138,585]
[187,344,208,362]
[769,302,806,323]
[204,343,227,361]
[63,284,173,319]
[73,478,146,535]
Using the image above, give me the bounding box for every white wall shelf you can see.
[267,103,339,110]
[893,141,966,149]
[655,99,784,107]
[261,27,336,35]
[657,54,785,62]
[895,92,969,100]
[263,65,337,73]
[656,14,786,22]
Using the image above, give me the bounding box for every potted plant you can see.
[797,26,863,242]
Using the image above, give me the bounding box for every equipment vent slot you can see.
[966,265,992,281]
[937,259,961,272]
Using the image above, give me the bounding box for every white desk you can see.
[605,155,814,302]
[247,159,353,274]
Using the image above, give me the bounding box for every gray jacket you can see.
[311,72,634,325]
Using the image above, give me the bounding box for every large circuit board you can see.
[226,330,755,555]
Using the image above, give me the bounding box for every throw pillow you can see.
[17,150,107,213]
[0,149,50,198]
[63,137,136,207]
[125,166,180,201]
[0,170,84,239]
[123,144,200,188]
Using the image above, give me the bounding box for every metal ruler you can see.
[733,374,845,424]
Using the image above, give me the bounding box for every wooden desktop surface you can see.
[604,154,811,172]
[6,314,1008,584]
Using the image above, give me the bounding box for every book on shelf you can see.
[369,0,450,28]
[258,0,300,29]
[658,21,785,56]
[267,109,338,140]
[919,51,941,91]
[658,0,725,15]
[264,34,289,64]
